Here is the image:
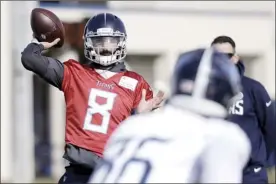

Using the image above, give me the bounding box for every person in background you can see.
[211,36,276,184]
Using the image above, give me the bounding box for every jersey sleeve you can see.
[200,124,251,183]
[133,78,153,109]
[21,43,64,89]
[61,60,73,92]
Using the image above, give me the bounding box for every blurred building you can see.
[1,1,275,182]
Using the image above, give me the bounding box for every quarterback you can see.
[21,13,164,184]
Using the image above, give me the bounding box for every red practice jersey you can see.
[62,60,153,157]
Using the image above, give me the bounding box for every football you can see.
[31,8,65,48]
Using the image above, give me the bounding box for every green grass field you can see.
[268,167,276,184]
[34,177,55,183]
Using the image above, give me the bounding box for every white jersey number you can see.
[83,88,117,134]
[92,137,168,183]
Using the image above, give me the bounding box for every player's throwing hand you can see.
[137,89,165,113]
[32,34,60,50]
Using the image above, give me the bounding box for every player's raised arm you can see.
[22,8,65,90]
[21,38,64,89]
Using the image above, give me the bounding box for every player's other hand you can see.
[137,89,165,113]
[32,34,60,50]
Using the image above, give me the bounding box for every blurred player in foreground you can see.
[21,13,164,184]
[211,36,276,184]
[89,48,251,183]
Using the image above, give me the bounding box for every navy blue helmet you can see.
[170,48,241,117]
[83,13,127,66]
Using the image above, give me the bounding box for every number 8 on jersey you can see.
[83,88,117,134]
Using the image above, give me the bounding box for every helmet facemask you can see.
[84,28,127,66]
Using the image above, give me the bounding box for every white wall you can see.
[1,1,37,182]
[12,1,37,182]
[109,1,274,12]
[1,1,13,181]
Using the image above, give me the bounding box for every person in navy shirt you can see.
[211,36,276,184]
[267,100,276,168]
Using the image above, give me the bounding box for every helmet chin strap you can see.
[98,55,116,65]
[82,49,125,71]
[84,59,126,72]
[90,61,115,70]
